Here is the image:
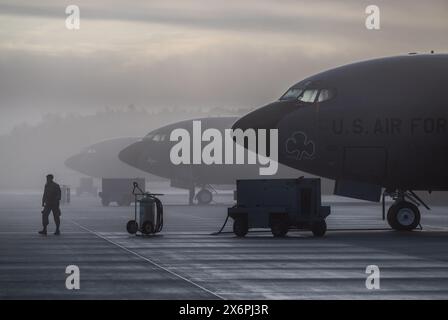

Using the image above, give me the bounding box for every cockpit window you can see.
[144,133,167,141]
[279,87,303,101]
[317,89,335,102]
[87,148,96,154]
[152,134,166,142]
[298,89,319,103]
[280,85,336,104]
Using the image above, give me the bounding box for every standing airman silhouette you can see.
[39,174,62,236]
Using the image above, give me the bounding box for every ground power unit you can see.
[228,178,331,237]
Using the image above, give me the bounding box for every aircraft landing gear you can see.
[382,190,429,231]
[196,188,213,205]
[188,185,216,205]
[387,201,420,231]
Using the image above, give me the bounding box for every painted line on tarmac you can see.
[0,231,86,234]
[424,225,448,231]
[69,219,225,300]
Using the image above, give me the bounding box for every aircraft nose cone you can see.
[119,140,149,169]
[232,101,297,132]
[64,154,82,171]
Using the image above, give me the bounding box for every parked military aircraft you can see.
[232,53,448,231]
[119,117,305,204]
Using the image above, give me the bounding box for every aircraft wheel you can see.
[387,201,420,231]
[271,216,289,237]
[233,217,248,237]
[126,220,138,234]
[197,189,213,205]
[311,220,327,237]
[141,221,154,235]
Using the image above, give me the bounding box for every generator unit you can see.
[99,178,145,207]
[76,177,97,197]
[126,182,163,236]
[228,178,330,237]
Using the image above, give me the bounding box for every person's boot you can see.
[38,229,47,235]
[54,229,60,236]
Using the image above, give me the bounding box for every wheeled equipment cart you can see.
[126,182,164,235]
[228,178,330,237]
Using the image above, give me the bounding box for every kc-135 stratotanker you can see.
[233,53,448,231]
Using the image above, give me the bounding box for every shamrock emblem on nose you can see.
[285,131,315,160]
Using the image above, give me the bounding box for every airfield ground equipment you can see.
[76,177,97,196]
[99,178,145,206]
[228,178,330,237]
[126,182,164,236]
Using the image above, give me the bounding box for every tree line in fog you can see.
[0,106,248,190]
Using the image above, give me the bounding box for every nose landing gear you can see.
[189,185,216,205]
[382,190,429,231]
[196,188,213,205]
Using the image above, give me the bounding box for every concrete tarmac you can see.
[1,191,448,299]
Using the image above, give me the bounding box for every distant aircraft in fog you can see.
[233,53,448,231]
[119,117,303,205]
[64,137,158,180]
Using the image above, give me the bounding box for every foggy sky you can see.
[0,0,447,133]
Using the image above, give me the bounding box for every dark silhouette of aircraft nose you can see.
[64,154,82,171]
[119,140,150,170]
[232,101,297,132]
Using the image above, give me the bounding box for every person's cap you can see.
[46,174,54,180]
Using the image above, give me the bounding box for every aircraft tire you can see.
[197,189,213,205]
[233,217,248,237]
[311,220,327,237]
[387,201,420,231]
[386,204,398,229]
